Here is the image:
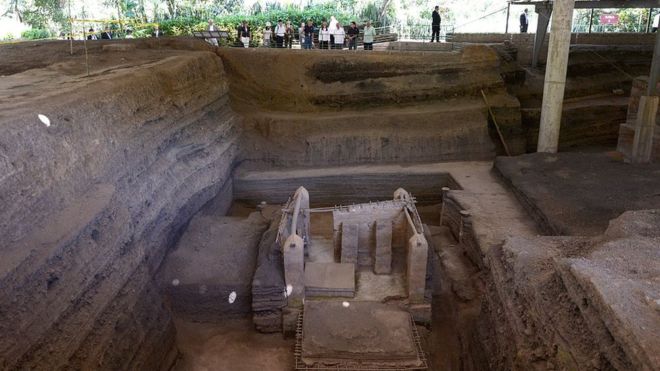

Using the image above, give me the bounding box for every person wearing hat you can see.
[263,21,273,47]
[275,19,286,48]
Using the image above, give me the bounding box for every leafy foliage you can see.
[159,3,357,37]
[573,8,656,33]
[2,0,656,41]
[20,27,49,38]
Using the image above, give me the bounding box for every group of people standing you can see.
[230,17,376,50]
[309,18,376,50]
[86,28,114,40]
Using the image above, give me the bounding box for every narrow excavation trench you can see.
[156,163,533,370]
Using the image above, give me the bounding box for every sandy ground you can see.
[172,318,295,371]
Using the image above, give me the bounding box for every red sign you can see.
[600,14,619,25]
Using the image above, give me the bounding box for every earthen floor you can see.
[173,318,295,371]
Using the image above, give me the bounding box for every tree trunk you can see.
[379,0,392,23]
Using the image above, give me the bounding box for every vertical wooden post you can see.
[505,2,511,34]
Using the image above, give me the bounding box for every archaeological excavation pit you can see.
[1,32,659,371]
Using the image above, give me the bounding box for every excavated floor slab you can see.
[301,301,423,368]
[494,152,660,236]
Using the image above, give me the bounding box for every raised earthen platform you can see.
[494,152,660,236]
[299,301,426,369]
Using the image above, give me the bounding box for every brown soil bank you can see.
[440,183,659,370]
[218,46,522,167]
[0,40,239,369]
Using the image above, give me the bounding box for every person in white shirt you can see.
[333,22,345,50]
[318,20,331,49]
[329,16,338,45]
[207,19,218,46]
[653,13,659,32]
[362,20,375,50]
[298,22,305,46]
[274,19,286,48]
[263,21,272,47]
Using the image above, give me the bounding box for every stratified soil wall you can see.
[218,46,521,167]
[439,176,659,371]
[0,41,239,369]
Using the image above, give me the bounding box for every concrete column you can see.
[647,31,660,97]
[537,0,575,153]
[631,96,659,163]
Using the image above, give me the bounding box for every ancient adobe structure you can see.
[0,34,658,371]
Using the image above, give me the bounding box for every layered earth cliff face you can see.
[509,45,653,151]
[219,45,521,167]
[0,42,239,369]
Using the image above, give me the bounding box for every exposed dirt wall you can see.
[218,46,520,167]
[0,43,239,369]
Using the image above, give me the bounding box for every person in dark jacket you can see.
[347,21,359,50]
[520,9,529,33]
[238,21,251,48]
[431,6,441,42]
[303,20,314,49]
[100,29,112,39]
